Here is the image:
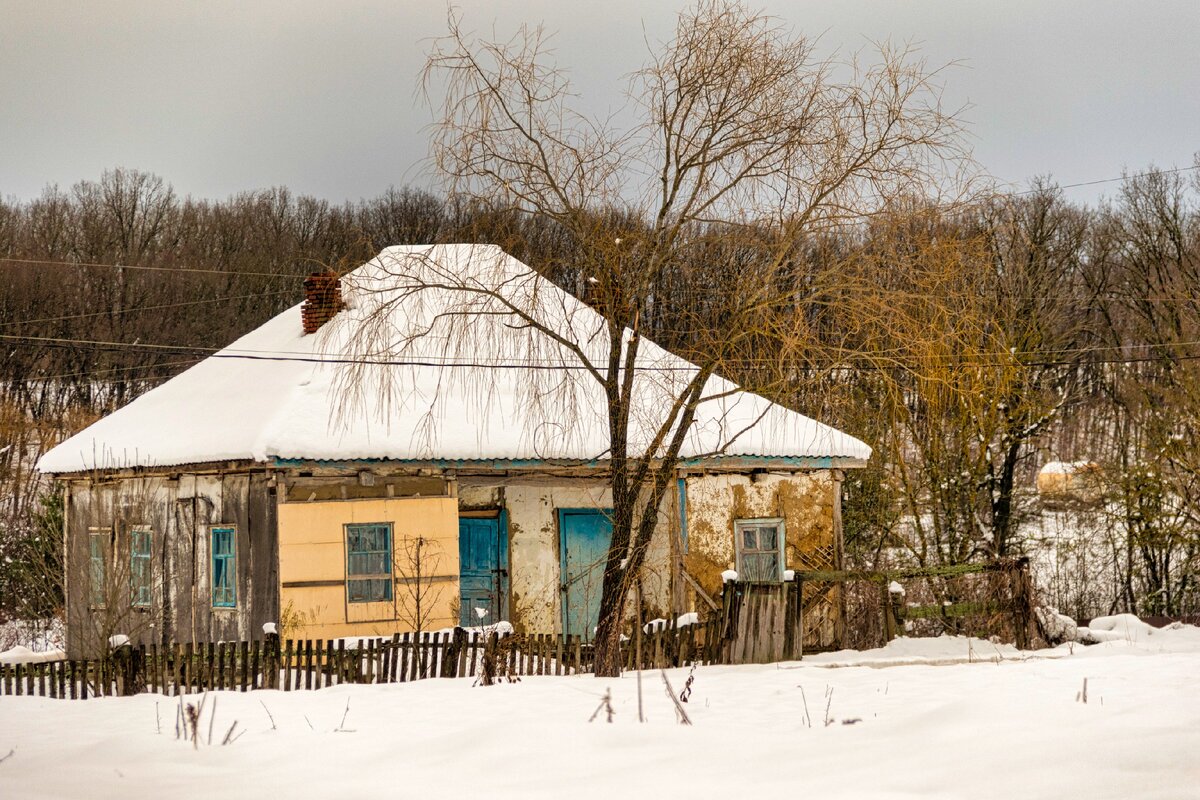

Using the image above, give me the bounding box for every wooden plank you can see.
[454,630,467,679]
[283,639,293,692]
[305,640,314,691]
[240,640,250,691]
[335,639,346,685]
[177,643,187,696]
[158,642,167,695]
[415,633,427,681]
[397,634,409,684]
[326,639,336,685]
[147,643,157,694]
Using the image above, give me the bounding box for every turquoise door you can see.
[559,509,614,640]
[459,517,507,626]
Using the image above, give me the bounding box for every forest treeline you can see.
[1,165,1197,622]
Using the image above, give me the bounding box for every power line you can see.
[0,290,294,328]
[1014,164,1200,196]
[0,256,305,279]
[3,331,1200,372]
[22,358,205,383]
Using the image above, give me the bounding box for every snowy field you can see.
[2,627,1199,799]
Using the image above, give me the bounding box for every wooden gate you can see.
[719,582,804,664]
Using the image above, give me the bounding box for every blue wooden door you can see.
[559,509,614,640]
[459,517,507,626]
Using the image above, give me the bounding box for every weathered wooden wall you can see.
[63,469,277,658]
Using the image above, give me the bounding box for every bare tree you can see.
[328,0,970,676]
[393,535,447,634]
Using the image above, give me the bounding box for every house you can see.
[37,244,871,657]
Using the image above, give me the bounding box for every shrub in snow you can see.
[1035,607,1079,645]
[108,634,130,649]
[262,622,278,635]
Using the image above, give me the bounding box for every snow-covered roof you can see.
[37,244,871,474]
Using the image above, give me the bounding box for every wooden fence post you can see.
[445,627,466,678]
[264,631,280,690]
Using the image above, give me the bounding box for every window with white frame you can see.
[88,527,110,607]
[130,526,152,608]
[734,518,785,582]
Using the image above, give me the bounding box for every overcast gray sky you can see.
[2,1,1198,205]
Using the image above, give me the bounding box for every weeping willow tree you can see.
[335,0,969,676]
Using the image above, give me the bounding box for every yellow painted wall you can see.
[277,496,459,640]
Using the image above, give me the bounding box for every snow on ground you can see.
[0,618,63,652]
[2,629,1200,799]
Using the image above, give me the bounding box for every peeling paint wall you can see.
[683,471,841,617]
[459,479,615,634]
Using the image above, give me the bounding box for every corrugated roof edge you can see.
[41,453,869,477]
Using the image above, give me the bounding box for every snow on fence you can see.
[0,619,725,700]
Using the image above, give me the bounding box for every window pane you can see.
[347,524,391,600]
[211,527,236,607]
[89,533,108,605]
[743,553,779,582]
[758,526,778,551]
[742,529,757,550]
[131,529,151,606]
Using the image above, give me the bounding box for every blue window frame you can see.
[211,526,237,608]
[130,527,152,607]
[346,523,393,603]
[734,518,785,582]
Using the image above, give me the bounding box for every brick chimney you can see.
[301,272,343,334]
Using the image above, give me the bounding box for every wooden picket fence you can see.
[0,618,725,700]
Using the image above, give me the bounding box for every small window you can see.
[211,526,237,608]
[130,526,152,608]
[88,528,109,607]
[346,523,393,603]
[735,518,785,582]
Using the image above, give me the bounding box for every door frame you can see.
[557,507,614,638]
[458,510,510,624]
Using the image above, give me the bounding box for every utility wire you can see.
[3,332,1199,372]
[0,290,294,328]
[1014,164,1200,196]
[0,256,306,279]
[4,254,1199,306]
